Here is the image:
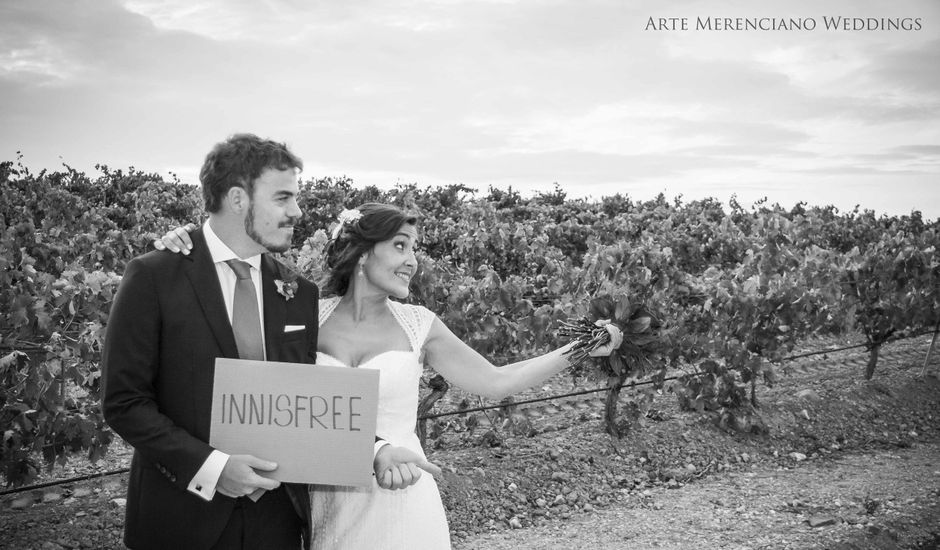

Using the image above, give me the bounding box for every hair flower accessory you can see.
[331,208,363,239]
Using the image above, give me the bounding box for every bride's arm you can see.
[422,317,620,400]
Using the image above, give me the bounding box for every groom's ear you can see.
[225,186,250,214]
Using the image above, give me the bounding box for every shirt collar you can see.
[203,221,262,271]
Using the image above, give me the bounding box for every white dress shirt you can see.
[187,221,265,501]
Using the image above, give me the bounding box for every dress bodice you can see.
[316,297,436,445]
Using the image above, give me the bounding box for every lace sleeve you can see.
[318,296,341,327]
[413,305,436,349]
[387,301,437,351]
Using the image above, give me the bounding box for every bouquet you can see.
[560,293,665,438]
[560,294,662,381]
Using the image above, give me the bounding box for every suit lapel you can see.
[185,229,239,358]
[261,254,286,362]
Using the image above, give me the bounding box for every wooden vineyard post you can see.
[920,319,940,378]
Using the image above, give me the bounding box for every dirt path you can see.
[455,442,940,550]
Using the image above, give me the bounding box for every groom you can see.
[102,134,316,549]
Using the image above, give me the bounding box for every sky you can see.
[2,0,939,220]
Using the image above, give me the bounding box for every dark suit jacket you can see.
[102,228,317,550]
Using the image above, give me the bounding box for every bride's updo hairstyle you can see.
[323,203,418,296]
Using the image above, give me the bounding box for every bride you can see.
[157,203,621,549]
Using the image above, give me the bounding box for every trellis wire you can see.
[420,328,934,421]
[0,329,934,497]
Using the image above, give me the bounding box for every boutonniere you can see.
[274,259,301,301]
[274,278,298,301]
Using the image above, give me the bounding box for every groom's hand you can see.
[217,455,281,498]
[373,445,442,490]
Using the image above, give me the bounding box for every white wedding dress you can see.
[309,297,452,550]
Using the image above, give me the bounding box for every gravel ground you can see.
[455,442,940,550]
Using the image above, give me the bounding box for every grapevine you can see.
[1,154,938,487]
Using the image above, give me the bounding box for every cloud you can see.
[0,1,166,83]
[1,0,937,220]
[889,144,940,157]
[870,38,940,95]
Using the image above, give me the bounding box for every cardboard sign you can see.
[210,358,379,486]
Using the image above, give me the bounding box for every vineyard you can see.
[1,157,939,493]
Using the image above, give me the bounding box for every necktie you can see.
[225,259,264,361]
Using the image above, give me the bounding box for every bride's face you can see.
[361,223,419,299]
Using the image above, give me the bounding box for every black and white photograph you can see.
[1,1,939,549]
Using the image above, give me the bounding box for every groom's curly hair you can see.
[323,203,419,296]
[199,133,303,213]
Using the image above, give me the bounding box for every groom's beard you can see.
[245,204,294,253]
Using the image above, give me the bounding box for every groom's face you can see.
[244,167,301,253]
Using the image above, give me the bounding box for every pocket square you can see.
[284,325,305,333]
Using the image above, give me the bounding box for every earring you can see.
[358,264,364,277]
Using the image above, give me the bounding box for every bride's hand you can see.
[374,444,443,490]
[153,223,197,254]
[587,320,623,357]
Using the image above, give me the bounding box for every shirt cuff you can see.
[187,450,229,501]
[373,440,391,460]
